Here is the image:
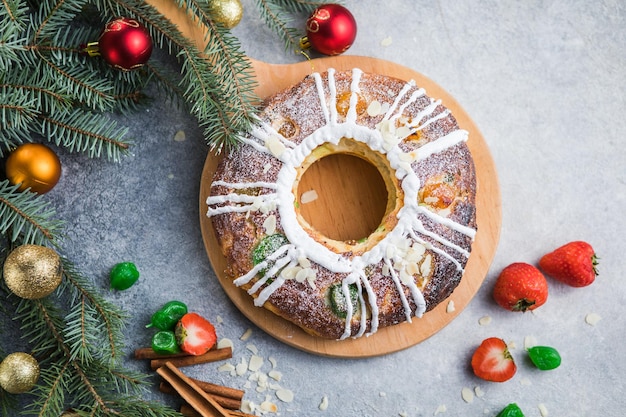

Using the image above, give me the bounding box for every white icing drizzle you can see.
[211,180,278,190]
[255,122,297,149]
[382,81,415,122]
[327,68,338,125]
[387,87,426,125]
[207,68,477,340]
[346,68,363,123]
[385,257,414,323]
[413,130,469,162]
[313,72,330,124]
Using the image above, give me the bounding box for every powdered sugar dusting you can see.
[207,68,476,339]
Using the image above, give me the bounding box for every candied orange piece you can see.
[278,119,297,138]
[420,182,456,209]
[336,91,366,117]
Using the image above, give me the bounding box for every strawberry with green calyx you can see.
[471,337,517,382]
[493,263,548,312]
[175,312,217,356]
[539,241,598,287]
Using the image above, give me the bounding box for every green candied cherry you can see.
[252,234,289,278]
[496,403,525,417]
[527,345,561,370]
[328,283,359,319]
[146,300,188,330]
[151,330,181,355]
[109,262,139,290]
[252,234,289,266]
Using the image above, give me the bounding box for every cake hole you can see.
[297,153,388,242]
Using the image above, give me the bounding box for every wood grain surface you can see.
[147,0,501,357]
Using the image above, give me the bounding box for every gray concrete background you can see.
[43,1,625,415]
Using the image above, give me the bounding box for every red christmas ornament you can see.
[85,18,153,70]
[305,4,357,56]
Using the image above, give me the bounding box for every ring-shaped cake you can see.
[206,68,477,339]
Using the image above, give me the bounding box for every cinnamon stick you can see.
[156,362,230,417]
[134,347,191,360]
[179,404,256,417]
[150,347,232,370]
[160,381,242,410]
[187,377,244,402]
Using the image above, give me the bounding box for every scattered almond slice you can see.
[246,344,259,355]
[263,215,277,235]
[217,338,233,349]
[260,400,278,412]
[380,36,393,46]
[434,404,447,415]
[248,354,264,372]
[474,386,485,398]
[585,312,602,325]
[367,100,382,116]
[478,315,492,326]
[268,382,282,391]
[538,403,549,416]
[524,335,537,349]
[446,300,455,313]
[240,399,255,413]
[520,377,532,386]
[268,356,277,368]
[240,328,253,341]
[173,130,186,142]
[461,387,474,403]
[265,135,286,157]
[276,388,294,403]
[319,395,329,411]
[268,369,282,381]
[301,189,318,204]
[218,362,235,373]
[236,357,248,376]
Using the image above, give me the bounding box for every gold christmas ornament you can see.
[209,0,243,29]
[3,244,63,299]
[0,352,40,394]
[5,142,62,194]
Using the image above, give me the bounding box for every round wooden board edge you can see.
[199,56,501,358]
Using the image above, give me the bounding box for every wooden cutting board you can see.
[147,0,501,357]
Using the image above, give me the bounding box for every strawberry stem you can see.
[514,299,535,312]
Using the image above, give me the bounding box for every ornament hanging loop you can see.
[82,42,100,57]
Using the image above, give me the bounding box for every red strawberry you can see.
[539,241,598,287]
[493,262,548,312]
[175,312,217,356]
[471,337,517,382]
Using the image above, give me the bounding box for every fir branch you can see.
[272,0,330,14]
[255,0,307,53]
[97,0,260,152]
[59,258,127,364]
[8,271,179,417]
[0,180,64,245]
[0,0,29,72]
[40,109,131,160]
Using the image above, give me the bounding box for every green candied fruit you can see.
[527,346,562,370]
[252,234,289,266]
[109,262,139,291]
[328,283,359,319]
[496,403,525,417]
